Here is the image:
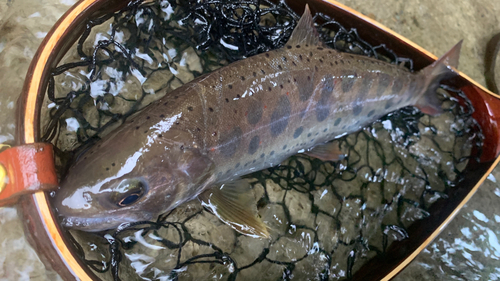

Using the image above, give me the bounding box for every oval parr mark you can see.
[353,104,363,116]
[270,96,291,137]
[247,99,263,125]
[248,135,260,155]
[334,117,342,126]
[295,73,315,101]
[219,126,243,158]
[367,110,375,117]
[316,76,335,122]
[293,127,304,139]
[385,100,393,109]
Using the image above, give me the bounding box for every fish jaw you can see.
[58,211,154,232]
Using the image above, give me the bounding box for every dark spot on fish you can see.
[253,72,257,77]
[234,109,238,114]
[377,74,392,97]
[235,163,240,168]
[228,84,233,89]
[270,95,291,137]
[385,100,393,109]
[187,106,193,111]
[260,153,265,158]
[268,86,272,91]
[278,65,282,70]
[160,114,165,118]
[174,96,179,99]
[323,128,328,132]
[106,167,109,171]
[219,126,243,158]
[296,45,301,48]
[158,134,163,138]
[261,69,265,74]
[280,85,283,89]
[146,116,150,119]
[287,45,292,49]
[319,59,323,63]
[270,151,275,156]
[293,127,304,139]
[335,61,338,65]
[144,130,148,134]
[247,100,263,125]
[330,62,333,66]
[136,126,140,130]
[225,98,229,103]
[111,163,115,166]
[317,47,323,50]
[248,136,259,155]
[307,133,312,137]
[244,162,249,167]
[353,104,363,116]
[175,121,180,125]
[209,107,214,112]
[309,51,313,56]
[265,53,270,57]
[196,128,201,132]
[241,76,245,81]
[236,94,240,98]
[367,110,375,117]
[317,76,335,122]
[299,54,303,60]
[295,73,314,101]
[391,79,404,95]
[315,66,318,71]
[340,60,344,64]
[180,145,184,150]
[283,144,287,150]
[307,58,310,62]
[226,169,231,174]
[212,132,217,136]
[282,56,287,62]
[292,61,297,66]
[341,72,356,93]
[253,159,256,164]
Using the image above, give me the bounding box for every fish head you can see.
[52,127,214,232]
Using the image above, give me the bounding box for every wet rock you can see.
[184,211,236,253]
[267,229,315,262]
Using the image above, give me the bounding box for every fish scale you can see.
[53,5,461,236]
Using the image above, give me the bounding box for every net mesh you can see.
[41,0,483,280]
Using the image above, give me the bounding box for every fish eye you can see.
[110,178,147,207]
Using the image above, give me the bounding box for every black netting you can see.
[41,0,483,280]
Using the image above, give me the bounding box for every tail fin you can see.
[415,40,462,115]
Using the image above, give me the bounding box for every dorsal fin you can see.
[286,4,324,47]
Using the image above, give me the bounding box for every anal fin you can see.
[304,141,345,162]
[198,179,269,238]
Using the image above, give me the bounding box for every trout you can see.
[53,6,461,237]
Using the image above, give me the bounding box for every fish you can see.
[53,5,461,238]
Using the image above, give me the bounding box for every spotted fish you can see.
[53,6,461,237]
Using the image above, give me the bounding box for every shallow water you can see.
[1,0,500,280]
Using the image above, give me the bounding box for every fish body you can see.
[53,6,461,235]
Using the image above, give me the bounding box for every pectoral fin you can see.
[304,141,345,161]
[198,179,269,238]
